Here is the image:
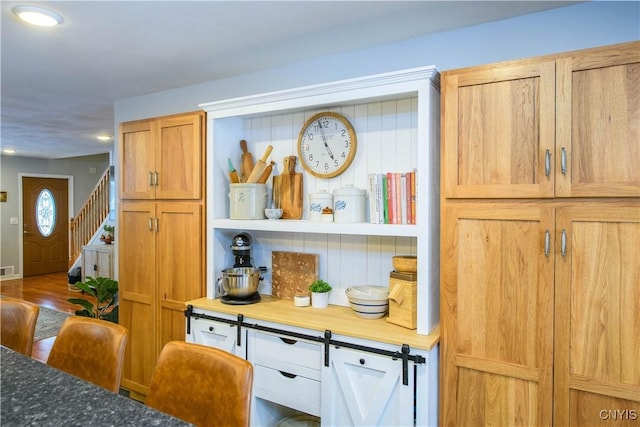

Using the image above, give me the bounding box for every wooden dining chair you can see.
[146,341,254,427]
[47,316,128,393]
[0,297,40,356]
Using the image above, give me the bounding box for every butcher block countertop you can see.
[186,296,440,351]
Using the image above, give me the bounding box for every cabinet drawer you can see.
[253,365,321,417]
[250,331,321,380]
[188,318,245,358]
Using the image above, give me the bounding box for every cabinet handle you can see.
[280,338,297,345]
[561,229,567,257]
[148,217,153,231]
[561,147,567,175]
[544,230,551,257]
[155,218,159,233]
[545,149,551,177]
[148,171,154,187]
[154,171,159,186]
[359,358,365,365]
[208,326,214,332]
[279,371,297,379]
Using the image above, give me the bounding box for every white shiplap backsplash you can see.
[219,98,418,305]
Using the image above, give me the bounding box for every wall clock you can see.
[297,112,357,178]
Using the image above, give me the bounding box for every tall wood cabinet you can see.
[118,111,206,400]
[441,42,639,426]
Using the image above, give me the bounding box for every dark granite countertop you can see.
[1,346,191,426]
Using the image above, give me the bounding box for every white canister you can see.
[309,190,333,222]
[229,183,268,219]
[333,185,366,223]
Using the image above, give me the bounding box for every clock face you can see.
[297,112,357,178]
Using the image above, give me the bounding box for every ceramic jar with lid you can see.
[333,185,366,223]
[309,190,333,222]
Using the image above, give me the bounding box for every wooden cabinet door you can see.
[156,202,204,354]
[556,42,640,198]
[442,61,556,199]
[155,112,204,200]
[322,346,414,426]
[554,202,640,426]
[119,201,157,398]
[440,202,554,426]
[119,120,154,200]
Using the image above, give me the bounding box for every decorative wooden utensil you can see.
[227,158,240,183]
[239,139,254,182]
[272,156,303,219]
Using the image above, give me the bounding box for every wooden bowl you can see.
[392,255,417,273]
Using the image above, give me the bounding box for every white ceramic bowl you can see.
[346,286,389,319]
[264,208,283,220]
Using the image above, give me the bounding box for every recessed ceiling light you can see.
[3,149,17,155]
[12,5,64,27]
[96,135,113,142]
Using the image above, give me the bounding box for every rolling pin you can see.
[257,160,275,184]
[245,145,273,183]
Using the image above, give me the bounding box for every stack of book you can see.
[368,171,416,224]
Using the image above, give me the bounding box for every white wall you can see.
[114,1,639,123]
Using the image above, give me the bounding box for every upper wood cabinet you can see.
[119,111,205,200]
[556,44,640,197]
[442,41,640,199]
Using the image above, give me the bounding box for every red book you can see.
[406,172,413,224]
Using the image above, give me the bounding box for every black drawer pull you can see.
[280,338,297,345]
[359,358,365,365]
[208,326,214,332]
[279,371,297,379]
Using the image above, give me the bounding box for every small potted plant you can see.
[68,276,119,323]
[309,279,332,309]
[100,224,114,244]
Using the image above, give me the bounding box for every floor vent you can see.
[0,266,15,277]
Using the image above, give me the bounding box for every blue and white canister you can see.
[309,190,333,222]
[333,185,366,223]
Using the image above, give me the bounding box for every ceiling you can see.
[1,1,576,159]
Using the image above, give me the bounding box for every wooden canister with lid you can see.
[386,271,417,329]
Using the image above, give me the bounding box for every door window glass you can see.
[36,189,56,237]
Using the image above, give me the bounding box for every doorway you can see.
[22,177,69,277]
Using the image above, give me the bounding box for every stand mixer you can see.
[220,232,261,305]
[231,232,253,267]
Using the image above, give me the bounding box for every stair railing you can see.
[69,167,111,266]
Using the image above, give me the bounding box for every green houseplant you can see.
[68,276,119,323]
[309,279,332,308]
[101,224,114,244]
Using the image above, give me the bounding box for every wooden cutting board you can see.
[272,156,303,219]
[271,251,318,300]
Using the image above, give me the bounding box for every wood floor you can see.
[1,272,93,362]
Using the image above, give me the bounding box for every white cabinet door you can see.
[321,346,414,426]
[82,245,114,281]
[186,317,245,358]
